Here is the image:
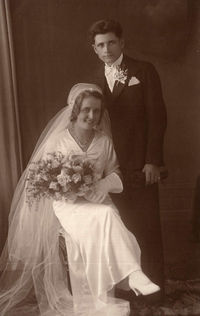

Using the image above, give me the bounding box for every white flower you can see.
[51,160,60,168]
[35,174,42,182]
[72,173,82,183]
[54,151,64,161]
[114,66,128,84]
[30,163,40,172]
[73,165,83,173]
[59,171,72,182]
[46,153,54,161]
[57,175,67,186]
[49,181,59,190]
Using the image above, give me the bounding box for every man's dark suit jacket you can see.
[89,55,167,289]
[92,55,167,189]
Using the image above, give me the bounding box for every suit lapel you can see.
[111,58,130,99]
[96,56,136,101]
[112,77,127,99]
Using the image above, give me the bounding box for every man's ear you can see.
[92,44,98,55]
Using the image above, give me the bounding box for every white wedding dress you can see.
[48,129,141,316]
[0,83,144,316]
[0,84,143,316]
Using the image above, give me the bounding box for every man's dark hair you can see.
[88,19,123,44]
[70,90,105,124]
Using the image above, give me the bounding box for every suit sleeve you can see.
[142,63,167,166]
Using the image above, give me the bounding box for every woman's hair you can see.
[88,19,123,44]
[70,90,105,124]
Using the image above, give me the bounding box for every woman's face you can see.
[75,96,102,130]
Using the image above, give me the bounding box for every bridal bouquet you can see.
[26,152,96,205]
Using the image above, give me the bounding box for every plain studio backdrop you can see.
[0,0,200,280]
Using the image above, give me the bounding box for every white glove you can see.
[95,172,123,194]
[85,173,123,203]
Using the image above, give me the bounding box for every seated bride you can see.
[0,83,160,316]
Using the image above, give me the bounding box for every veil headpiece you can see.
[67,83,102,107]
[0,83,111,316]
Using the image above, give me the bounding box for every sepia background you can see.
[1,0,200,282]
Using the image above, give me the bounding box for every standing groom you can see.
[87,19,167,301]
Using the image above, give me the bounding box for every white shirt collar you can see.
[105,53,123,70]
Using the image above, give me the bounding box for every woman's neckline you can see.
[67,127,96,152]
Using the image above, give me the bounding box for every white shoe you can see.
[129,270,160,296]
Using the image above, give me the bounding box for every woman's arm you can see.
[85,136,123,203]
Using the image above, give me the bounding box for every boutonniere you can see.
[114,65,128,84]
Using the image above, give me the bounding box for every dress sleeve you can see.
[103,136,121,177]
[41,139,59,160]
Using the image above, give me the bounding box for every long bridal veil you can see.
[0,83,126,316]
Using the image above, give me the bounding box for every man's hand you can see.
[142,164,160,185]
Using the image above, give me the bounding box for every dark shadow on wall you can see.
[9,0,190,165]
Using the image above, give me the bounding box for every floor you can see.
[128,279,200,316]
[127,209,200,315]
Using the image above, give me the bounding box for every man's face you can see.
[93,32,124,66]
